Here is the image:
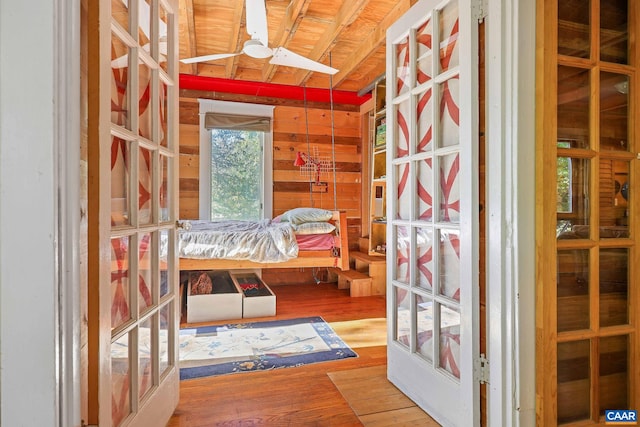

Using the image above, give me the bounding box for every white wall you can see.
[0,0,58,425]
[485,0,536,425]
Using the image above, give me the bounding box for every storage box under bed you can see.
[186,270,243,323]
[230,272,277,318]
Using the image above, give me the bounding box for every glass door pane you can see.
[89,1,180,425]
[387,0,479,424]
[550,0,635,423]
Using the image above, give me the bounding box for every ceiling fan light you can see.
[615,81,628,94]
[243,39,272,59]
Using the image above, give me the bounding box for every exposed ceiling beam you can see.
[179,74,370,106]
[331,0,413,87]
[262,0,312,82]
[224,0,245,78]
[182,0,198,75]
[292,0,370,86]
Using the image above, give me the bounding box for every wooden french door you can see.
[537,0,640,424]
[386,0,480,425]
[87,0,180,425]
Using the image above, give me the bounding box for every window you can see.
[198,99,274,220]
[556,156,571,209]
[556,139,577,237]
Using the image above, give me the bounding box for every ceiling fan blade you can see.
[245,0,269,47]
[270,47,339,75]
[180,52,241,64]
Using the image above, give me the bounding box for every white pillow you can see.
[293,222,336,235]
[279,208,333,225]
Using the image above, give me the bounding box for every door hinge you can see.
[476,353,490,384]
[472,0,488,23]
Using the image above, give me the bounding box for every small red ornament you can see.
[293,151,306,166]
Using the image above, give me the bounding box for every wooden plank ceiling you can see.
[178,0,418,93]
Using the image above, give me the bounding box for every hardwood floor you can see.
[328,366,439,426]
[168,281,387,427]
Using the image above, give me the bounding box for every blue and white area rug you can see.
[179,316,358,380]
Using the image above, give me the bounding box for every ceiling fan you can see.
[180,0,338,75]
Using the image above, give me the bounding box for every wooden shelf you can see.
[368,78,387,258]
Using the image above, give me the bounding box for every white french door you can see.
[87,0,180,425]
[386,0,480,425]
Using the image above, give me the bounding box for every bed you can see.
[177,209,349,271]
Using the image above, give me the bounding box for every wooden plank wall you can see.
[177,104,200,218]
[178,90,365,284]
[271,106,361,231]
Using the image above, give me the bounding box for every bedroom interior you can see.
[74,0,635,425]
[4,0,638,425]
[93,0,428,425]
[169,1,435,426]
[171,0,635,425]
[86,0,479,425]
[170,0,475,425]
[173,0,415,290]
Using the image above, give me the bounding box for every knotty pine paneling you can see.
[178,92,365,255]
[179,154,199,179]
[179,99,199,125]
[180,123,199,146]
[274,106,361,137]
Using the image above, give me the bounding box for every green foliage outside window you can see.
[557,156,571,213]
[210,129,263,220]
[557,140,572,214]
[555,140,576,235]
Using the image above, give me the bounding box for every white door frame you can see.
[55,0,82,425]
[484,0,536,425]
[0,0,81,426]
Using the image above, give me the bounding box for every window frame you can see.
[198,99,274,220]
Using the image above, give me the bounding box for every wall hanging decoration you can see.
[294,146,335,186]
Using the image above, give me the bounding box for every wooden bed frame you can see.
[179,210,350,271]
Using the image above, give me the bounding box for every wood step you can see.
[350,250,386,264]
[334,268,372,297]
[349,251,386,296]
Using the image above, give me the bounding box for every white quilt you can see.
[178,219,298,263]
